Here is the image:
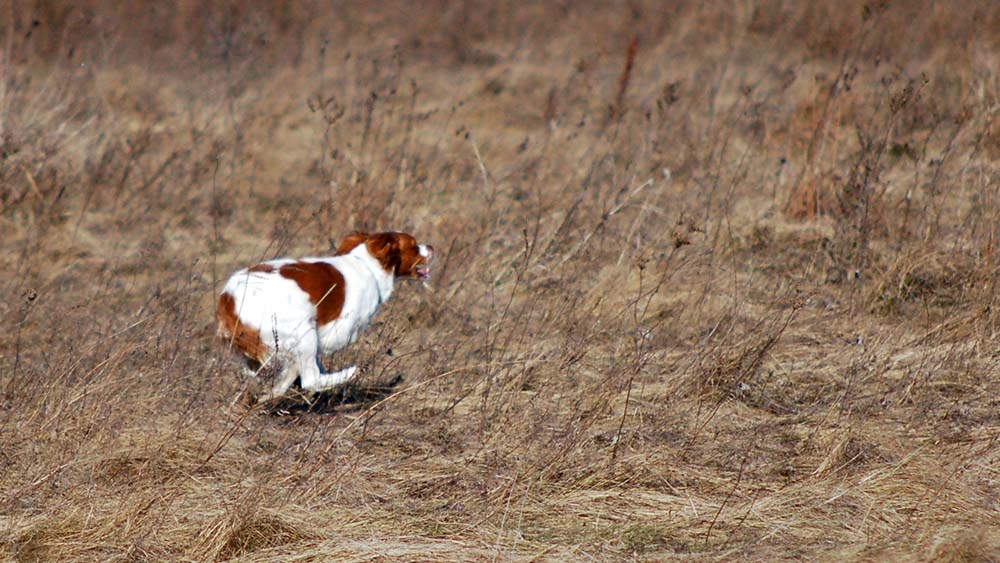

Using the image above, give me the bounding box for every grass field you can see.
[2,1,1000,561]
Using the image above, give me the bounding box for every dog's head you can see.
[337,231,434,280]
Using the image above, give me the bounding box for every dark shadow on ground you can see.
[259,373,404,416]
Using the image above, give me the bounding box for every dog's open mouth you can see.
[415,264,431,280]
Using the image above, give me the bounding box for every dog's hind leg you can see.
[241,357,261,380]
[301,364,358,392]
[256,361,298,402]
[255,321,319,403]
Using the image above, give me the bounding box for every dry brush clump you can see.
[2,1,1000,562]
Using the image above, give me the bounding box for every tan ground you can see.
[2,1,1000,561]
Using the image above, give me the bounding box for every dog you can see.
[216,231,433,401]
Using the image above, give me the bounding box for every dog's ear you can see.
[336,232,369,255]
[366,232,403,275]
[368,233,400,258]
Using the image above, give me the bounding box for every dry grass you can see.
[2,1,1000,561]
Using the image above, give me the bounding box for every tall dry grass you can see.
[2,1,1000,561]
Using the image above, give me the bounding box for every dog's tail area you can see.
[216,292,269,363]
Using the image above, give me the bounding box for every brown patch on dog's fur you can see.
[336,232,369,255]
[216,292,268,362]
[248,263,275,273]
[278,261,346,324]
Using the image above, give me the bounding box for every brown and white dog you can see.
[217,231,433,401]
